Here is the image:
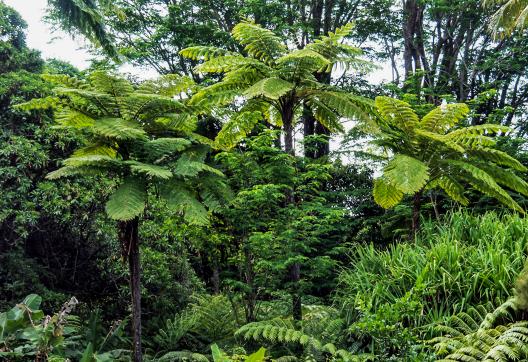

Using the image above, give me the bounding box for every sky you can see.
[4,0,91,69]
[4,0,392,83]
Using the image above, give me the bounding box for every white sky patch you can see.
[4,0,91,69]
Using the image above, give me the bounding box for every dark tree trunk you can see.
[303,104,316,158]
[119,218,142,362]
[243,240,257,322]
[410,191,422,238]
[212,264,220,294]
[282,100,295,155]
[314,121,330,157]
[290,263,302,320]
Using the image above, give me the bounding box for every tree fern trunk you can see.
[119,218,142,362]
[410,191,422,238]
[282,100,295,155]
[290,263,302,320]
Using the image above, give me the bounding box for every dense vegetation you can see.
[3,0,528,361]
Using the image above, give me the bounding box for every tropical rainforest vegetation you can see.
[3,0,528,361]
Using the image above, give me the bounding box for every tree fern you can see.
[365,96,527,231]
[17,71,235,361]
[181,21,372,154]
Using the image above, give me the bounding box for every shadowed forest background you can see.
[3,0,528,361]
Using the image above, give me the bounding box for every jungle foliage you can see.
[3,0,528,361]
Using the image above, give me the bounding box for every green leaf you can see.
[244,77,294,100]
[215,111,262,150]
[80,343,94,362]
[384,155,429,194]
[211,343,230,362]
[125,161,173,180]
[373,178,404,209]
[434,176,469,205]
[375,96,419,131]
[22,294,42,311]
[92,118,146,140]
[161,183,209,225]
[105,177,147,221]
[420,103,469,132]
[245,347,266,362]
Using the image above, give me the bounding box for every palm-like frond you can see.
[368,96,526,214]
[484,0,528,38]
[18,71,230,224]
[429,299,528,362]
[180,21,373,154]
[46,0,117,57]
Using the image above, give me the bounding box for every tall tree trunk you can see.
[119,218,142,362]
[303,104,316,158]
[290,263,302,320]
[243,238,257,322]
[410,191,422,238]
[282,100,295,155]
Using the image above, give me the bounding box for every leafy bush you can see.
[337,211,528,328]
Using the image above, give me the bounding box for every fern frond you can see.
[434,176,469,205]
[15,96,61,111]
[375,96,419,131]
[469,148,527,172]
[244,77,294,100]
[161,182,209,225]
[232,21,286,64]
[125,161,173,180]
[420,103,469,132]
[54,108,96,128]
[447,160,523,213]
[373,177,404,209]
[179,46,233,61]
[215,111,262,150]
[92,118,146,140]
[383,154,429,194]
[105,176,147,221]
[195,55,271,74]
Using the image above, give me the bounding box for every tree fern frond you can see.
[414,129,466,153]
[373,177,404,209]
[125,160,173,180]
[375,96,419,131]
[88,71,134,97]
[383,154,429,194]
[161,182,209,225]
[72,144,117,158]
[195,55,271,74]
[55,108,96,127]
[231,21,286,64]
[244,77,294,100]
[15,96,61,111]
[469,148,527,172]
[42,73,89,89]
[215,111,262,150]
[92,117,146,140]
[435,176,469,205]
[179,46,234,61]
[449,160,525,213]
[105,176,147,221]
[478,163,528,197]
[420,103,469,132]
[143,138,192,159]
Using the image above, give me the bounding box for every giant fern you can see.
[181,21,374,154]
[16,71,235,361]
[367,97,527,232]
